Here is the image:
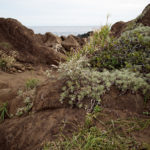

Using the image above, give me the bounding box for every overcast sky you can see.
[0,0,149,26]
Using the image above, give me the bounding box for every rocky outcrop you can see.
[0,18,91,66]
[0,18,66,65]
[136,4,150,26]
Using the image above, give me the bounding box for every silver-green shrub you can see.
[47,57,150,110]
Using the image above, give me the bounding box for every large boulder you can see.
[61,35,80,51]
[0,18,66,65]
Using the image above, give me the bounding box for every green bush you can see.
[90,26,150,73]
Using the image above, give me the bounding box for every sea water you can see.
[29,26,99,36]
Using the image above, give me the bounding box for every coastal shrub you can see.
[90,26,150,73]
[47,57,150,110]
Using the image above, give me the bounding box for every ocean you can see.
[29,26,99,36]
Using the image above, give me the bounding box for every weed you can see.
[0,102,9,122]
[143,111,150,116]
[26,78,39,90]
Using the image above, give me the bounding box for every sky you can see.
[0,0,149,26]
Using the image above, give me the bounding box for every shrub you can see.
[0,54,16,71]
[66,25,112,61]
[90,26,150,73]
[47,57,150,110]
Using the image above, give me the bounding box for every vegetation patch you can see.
[90,26,150,73]
[47,56,150,111]
[15,78,39,116]
[43,108,150,150]
[26,78,39,90]
[0,102,9,122]
[0,50,17,71]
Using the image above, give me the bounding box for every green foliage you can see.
[91,26,150,73]
[26,78,39,90]
[94,105,102,113]
[0,103,9,122]
[67,25,112,61]
[43,114,150,150]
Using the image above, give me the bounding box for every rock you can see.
[12,63,24,70]
[60,35,67,41]
[42,32,62,47]
[18,70,22,73]
[111,21,127,37]
[61,35,80,51]
[72,35,86,47]
[0,18,66,65]
[136,4,150,26]
[77,31,93,38]
[9,67,17,72]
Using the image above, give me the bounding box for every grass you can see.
[43,109,150,150]
[26,78,39,90]
[0,102,9,122]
